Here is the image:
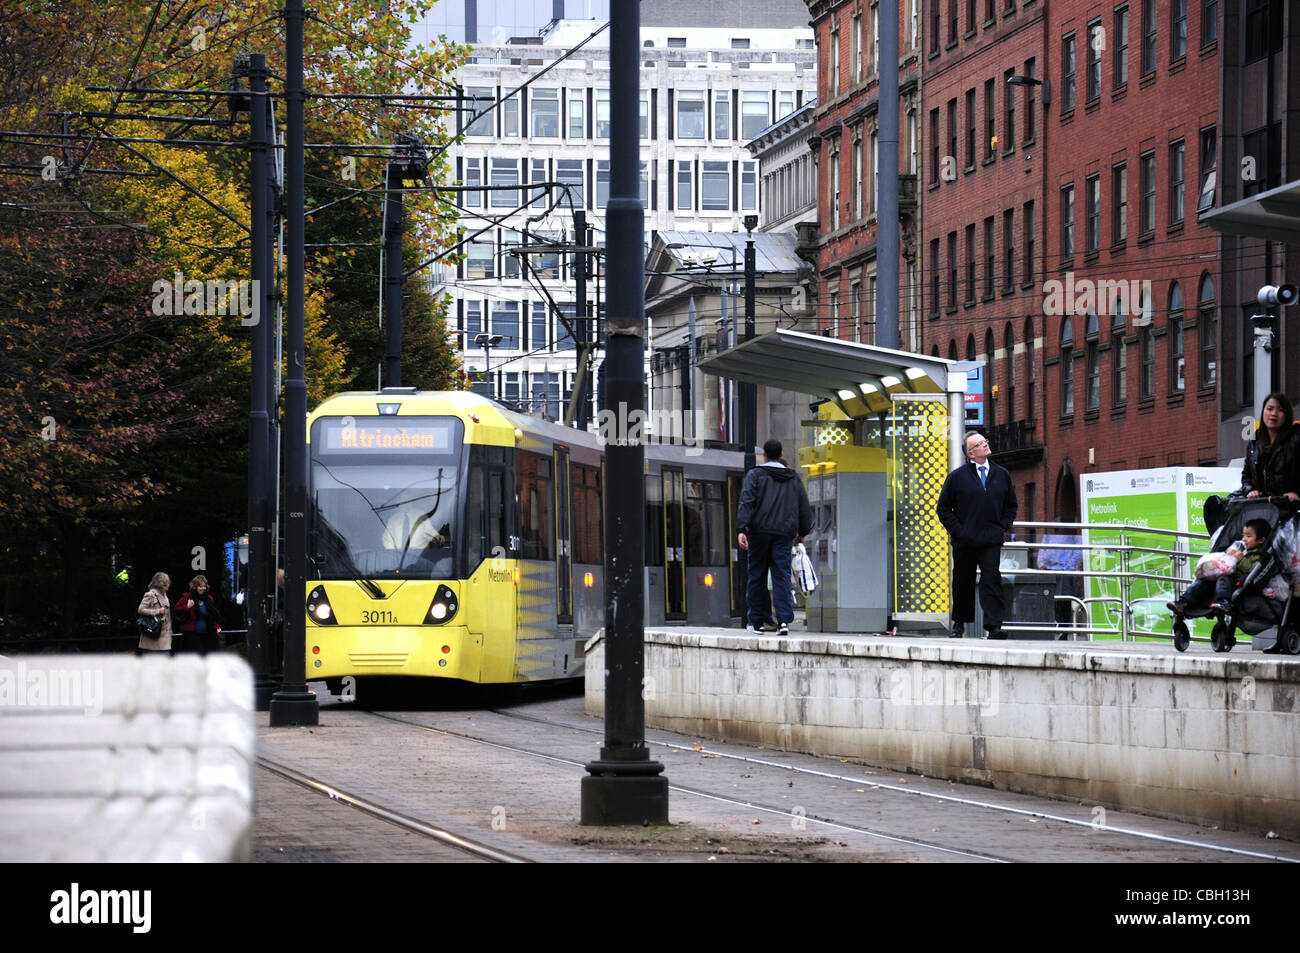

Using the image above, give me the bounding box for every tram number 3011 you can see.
[362,610,397,624]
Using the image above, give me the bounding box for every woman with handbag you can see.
[172,574,223,655]
[136,572,173,656]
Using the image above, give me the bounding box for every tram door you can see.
[726,472,744,618]
[663,468,686,621]
[554,447,572,625]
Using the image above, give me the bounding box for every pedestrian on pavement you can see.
[172,574,225,655]
[136,571,174,656]
[936,431,1018,639]
[737,438,812,637]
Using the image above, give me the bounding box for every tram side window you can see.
[518,450,553,560]
[645,474,664,564]
[573,464,602,563]
[685,480,727,566]
[467,467,485,568]
[488,469,507,559]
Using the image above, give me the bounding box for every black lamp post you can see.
[474,332,502,398]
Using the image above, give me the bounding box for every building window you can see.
[1023,200,1035,284]
[530,301,548,351]
[568,93,585,138]
[854,135,864,218]
[640,90,651,139]
[929,108,940,184]
[984,216,995,297]
[501,228,521,278]
[1003,68,1015,148]
[677,90,705,140]
[965,88,976,167]
[714,89,731,140]
[1060,317,1075,417]
[596,160,610,209]
[741,91,771,139]
[1111,302,1127,407]
[948,0,958,44]
[1060,183,1075,259]
[1197,127,1216,211]
[1114,6,1129,88]
[1085,311,1100,412]
[1168,282,1185,393]
[464,86,495,136]
[639,160,650,207]
[1139,151,1155,235]
[947,98,958,171]
[555,158,583,209]
[1172,0,1187,60]
[502,94,520,138]
[1062,33,1076,111]
[1139,288,1154,400]
[986,328,997,427]
[948,230,958,308]
[493,301,520,351]
[1085,174,1100,254]
[465,300,482,348]
[851,14,862,83]
[1026,317,1036,419]
[870,131,879,211]
[984,79,996,158]
[463,157,482,208]
[1141,0,1157,74]
[531,88,559,137]
[465,234,494,279]
[1169,139,1185,224]
[676,162,693,210]
[1198,272,1216,387]
[491,158,518,208]
[1086,20,1102,102]
[1112,163,1127,245]
[829,30,840,94]
[595,88,611,138]
[930,237,940,313]
[965,224,976,303]
[1024,58,1037,142]
[1005,323,1017,419]
[1203,0,1218,45]
[741,161,758,211]
[1003,209,1014,291]
[701,161,729,211]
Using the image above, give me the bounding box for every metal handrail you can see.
[991,518,1222,644]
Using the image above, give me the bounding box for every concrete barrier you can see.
[0,654,255,861]
[585,629,1300,834]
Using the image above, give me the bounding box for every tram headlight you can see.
[424,584,459,624]
[307,585,337,625]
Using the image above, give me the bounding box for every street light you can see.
[474,332,502,398]
[1006,74,1051,108]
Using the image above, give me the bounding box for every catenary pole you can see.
[269,0,319,727]
[581,0,668,824]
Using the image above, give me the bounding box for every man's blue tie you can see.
[978,464,987,487]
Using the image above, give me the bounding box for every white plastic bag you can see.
[1194,542,1243,580]
[793,542,818,595]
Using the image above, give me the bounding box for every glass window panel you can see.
[701,161,729,210]
[741,90,770,139]
[531,88,559,138]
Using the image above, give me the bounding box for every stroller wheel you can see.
[1285,627,1300,656]
[1211,621,1233,653]
[1172,619,1191,653]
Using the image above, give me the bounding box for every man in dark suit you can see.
[936,431,1018,639]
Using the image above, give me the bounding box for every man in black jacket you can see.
[737,439,813,637]
[936,431,1018,639]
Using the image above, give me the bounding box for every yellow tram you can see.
[305,389,745,689]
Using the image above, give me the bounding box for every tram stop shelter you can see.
[698,328,967,634]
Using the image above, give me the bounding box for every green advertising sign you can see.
[1082,468,1239,642]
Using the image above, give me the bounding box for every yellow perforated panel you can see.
[891,399,951,615]
[816,422,853,446]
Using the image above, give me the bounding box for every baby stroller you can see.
[1171,496,1300,654]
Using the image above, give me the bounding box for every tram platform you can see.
[0,654,255,862]
[585,626,1300,835]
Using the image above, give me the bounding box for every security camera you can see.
[1258,284,1299,307]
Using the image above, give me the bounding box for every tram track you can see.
[363,709,1013,862]
[256,755,535,863]
[481,706,1300,864]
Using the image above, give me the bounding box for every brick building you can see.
[805,0,925,353]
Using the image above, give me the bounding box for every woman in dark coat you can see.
[172,574,224,655]
[1242,392,1300,502]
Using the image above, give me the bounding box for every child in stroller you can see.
[1168,497,1300,654]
